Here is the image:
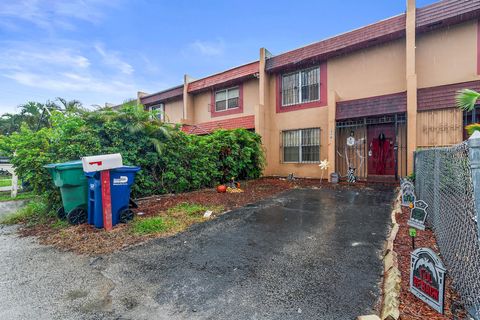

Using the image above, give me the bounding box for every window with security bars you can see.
[282,67,320,107]
[282,128,320,163]
[215,87,239,112]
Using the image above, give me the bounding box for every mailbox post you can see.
[82,154,123,231]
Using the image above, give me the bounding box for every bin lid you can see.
[44,160,83,171]
[112,166,140,173]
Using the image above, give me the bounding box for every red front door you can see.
[367,124,395,176]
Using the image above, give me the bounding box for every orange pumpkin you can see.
[217,185,227,193]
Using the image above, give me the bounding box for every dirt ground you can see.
[20,177,333,255]
[395,206,466,319]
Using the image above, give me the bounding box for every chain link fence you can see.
[415,142,480,318]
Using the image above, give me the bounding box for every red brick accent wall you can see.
[336,92,407,120]
[182,115,255,135]
[188,62,259,93]
[417,80,480,111]
[210,84,244,118]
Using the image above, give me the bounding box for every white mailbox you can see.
[82,153,123,173]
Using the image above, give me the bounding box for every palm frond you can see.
[127,122,145,134]
[150,138,164,155]
[456,89,480,112]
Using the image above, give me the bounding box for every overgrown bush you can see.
[0,104,265,211]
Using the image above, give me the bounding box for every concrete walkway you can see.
[0,187,393,320]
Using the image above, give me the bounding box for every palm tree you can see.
[55,97,86,114]
[456,89,480,135]
[456,88,480,112]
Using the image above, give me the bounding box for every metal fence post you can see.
[468,130,480,242]
[433,150,440,227]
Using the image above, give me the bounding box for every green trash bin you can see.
[44,160,88,225]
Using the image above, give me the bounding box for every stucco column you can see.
[327,90,338,181]
[406,0,417,175]
[257,48,269,139]
[258,48,272,174]
[182,75,194,125]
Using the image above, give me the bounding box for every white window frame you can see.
[282,128,320,164]
[150,103,165,121]
[281,66,320,107]
[215,86,240,112]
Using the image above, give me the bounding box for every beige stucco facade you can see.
[328,39,407,101]
[189,78,258,124]
[140,0,480,180]
[416,20,479,89]
[164,99,183,124]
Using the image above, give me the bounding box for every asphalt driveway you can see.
[0,187,393,320]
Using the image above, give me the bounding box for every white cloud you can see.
[94,43,134,75]
[0,0,119,31]
[5,71,134,94]
[190,39,225,56]
[0,41,136,101]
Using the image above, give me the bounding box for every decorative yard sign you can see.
[410,248,446,314]
[408,200,429,231]
[401,179,416,207]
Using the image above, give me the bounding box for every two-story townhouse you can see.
[137,0,480,182]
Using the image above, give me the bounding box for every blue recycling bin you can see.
[85,166,140,228]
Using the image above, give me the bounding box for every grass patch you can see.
[51,219,70,229]
[131,216,178,235]
[131,203,225,235]
[0,179,11,187]
[0,191,36,202]
[1,198,53,225]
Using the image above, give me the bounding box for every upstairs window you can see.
[282,128,320,163]
[282,67,320,107]
[150,103,165,121]
[215,87,239,112]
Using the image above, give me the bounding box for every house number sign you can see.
[410,248,446,314]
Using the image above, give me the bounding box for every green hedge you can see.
[0,105,264,208]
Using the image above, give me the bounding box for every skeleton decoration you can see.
[347,167,356,183]
[337,130,365,183]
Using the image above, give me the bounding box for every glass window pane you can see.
[216,100,226,111]
[283,130,300,147]
[227,97,238,109]
[301,146,320,162]
[301,67,319,103]
[228,87,239,99]
[282,73,299,106]
[284,147,300,162]
[283,130,300,162]
[300,128,320,162]
[215,90,226,102]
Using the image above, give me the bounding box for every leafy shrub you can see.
[0,104,264,211]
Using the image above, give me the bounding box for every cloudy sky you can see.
[0,0,437,114]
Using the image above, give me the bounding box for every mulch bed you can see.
[134,177,323,217]
[395,206,466,319]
